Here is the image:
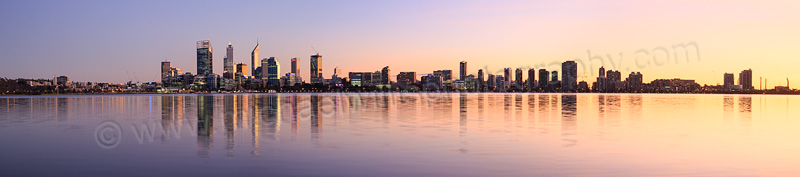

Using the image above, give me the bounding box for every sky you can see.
[1,0,799,89]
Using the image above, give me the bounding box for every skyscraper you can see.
[538,69,549,90]
[236,63,247,76]
[562,61,578,91]
[397,72,416,88]
[515,68,523,89]
[487,74,495,91]
[310,54,323,84]
[626,72,643,91]
[504,68,511,86]
[291,57,298,74]
[739,69,753,90]
[459,61,467,81]
[223,42,234,79]
[381,66,391,84]
[251,41,259,78]
[527,68,535,91]
[433,70,452,85]
[266,57,280,86]
[477,69,484,90]
[161,61,171,83]
[196,40,213,76]
[724,73,735,88]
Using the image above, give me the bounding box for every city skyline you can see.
[1,1,800,89]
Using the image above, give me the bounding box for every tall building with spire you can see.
[196,40,213,76]
[310,54,323,84]
[251,40,259,78]
[223,42,234,79]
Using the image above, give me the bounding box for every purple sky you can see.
[1,0,799,88]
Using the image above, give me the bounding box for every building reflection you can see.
[223,95,236,156]
[161,96,183,142]
[197,95,214,156]
[739,96,752,125]
[459,94,467,138]
[265,94,281,141]
[561,94,577,147]
[310,95,321,141]
[723,96,734,120]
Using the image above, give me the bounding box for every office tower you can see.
[56,76,70,85]
[597,67,607,91]
[527,68,536,91]
[223,42,234,78]
[495,75,505,91]
[515,68,523,89]
[477,69,484,90]
[599,66,606,78]
[291,58,298,74]
[504,68,511,84]
[265,57,280,86]
[251,41,259,78]
[562,61,577,91]
[551,71,558,82]
[538,69,549,89]
[310,54,323,84]
[397,72,416,88]
[196,40,213,76]
[236,63,248,76]
[433,70,452,86]
[381,66,391,84]
[724,73,735,88]
[459,61,467,81]
[739,69,753,90]
[487,74,495,91]
[626,72,643,91]
[161,61,171,83]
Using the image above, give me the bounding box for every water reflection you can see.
[5,93,800,176]
[561,95,577,147]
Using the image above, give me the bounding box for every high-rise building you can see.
[477,69,484,90]
[515,68,523,89]
[380,66,391,85]
[527,68,536,91]
[161,61,171,83]
[724,73,735,88]
[310,54,323,84]
[291,57,298,74]
[251,41,259,78]
[433,70,452,87]
[487,74,495,91]
[626,72,643,91]
[538,69,549,90]
[223,42,234,78]
[196,40,213,76]
[56,76,70,85]
[236,63,248,76]
[459,61,467,81]
[397,72,416,88]
[562,61,578,91]
[739,69,753,90]
[265,57,280,86]
[551,71,558,82]
[504,68,511,86]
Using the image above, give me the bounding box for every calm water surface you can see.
[1,93,799,176]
